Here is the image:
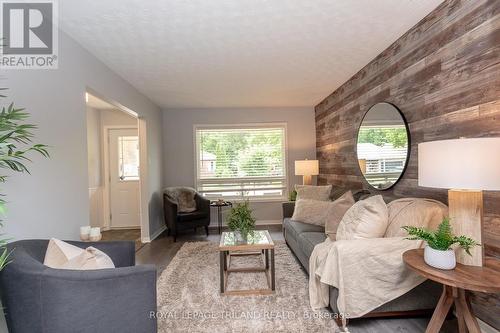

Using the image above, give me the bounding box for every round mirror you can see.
[356,102,410,190]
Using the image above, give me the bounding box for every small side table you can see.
[210,201,232,234]
[403,249,500,333]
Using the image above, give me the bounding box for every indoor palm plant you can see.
[0,86,49,271]
[227,200,256,240]
[402,217,479,270]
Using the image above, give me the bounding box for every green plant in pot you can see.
[0,86,49,271]
[402,217,479,270]
[227,200,256,240]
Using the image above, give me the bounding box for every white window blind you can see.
[195,125,287,200]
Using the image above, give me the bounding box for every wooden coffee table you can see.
[403,249,500,333]
[219,230,275,296]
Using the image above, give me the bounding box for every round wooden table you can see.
[403,249,500,333]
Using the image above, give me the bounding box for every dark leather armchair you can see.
[164,193,210,242]
[0,239,157,333]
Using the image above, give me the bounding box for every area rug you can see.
[157,241,340,332]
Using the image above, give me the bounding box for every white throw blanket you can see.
[309,237,424,317]
[309,198,448,321]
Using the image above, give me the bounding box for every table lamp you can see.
[418,138,500,266]
[295,159,319,185]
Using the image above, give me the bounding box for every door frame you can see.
[86,87,150,243]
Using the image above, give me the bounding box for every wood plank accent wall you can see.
[315,0,500,327]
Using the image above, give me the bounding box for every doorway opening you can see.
[85,90,149,249]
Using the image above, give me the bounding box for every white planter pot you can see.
[424,245,456,270]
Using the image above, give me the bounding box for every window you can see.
[118,136,140,181]
[195,124,287,201]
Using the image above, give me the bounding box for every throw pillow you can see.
[384,198,448,238]
[295,184,332,201]
[44,238,115,270]
[164,187,197,212]
[291,199,332,226]
[336,195,389,240]
[324,191,355,240]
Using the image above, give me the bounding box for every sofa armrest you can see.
[40,265,157,332]
[66,240,135,267]
[282,201,295,218]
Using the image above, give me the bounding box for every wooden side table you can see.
[403,249,500,333]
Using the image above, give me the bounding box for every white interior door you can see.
[108,128,140,228]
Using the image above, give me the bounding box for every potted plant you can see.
[402,218,479,270]
[0,86,49,271]
[227,200,256,241]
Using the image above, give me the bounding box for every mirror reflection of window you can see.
[356,103,409,190]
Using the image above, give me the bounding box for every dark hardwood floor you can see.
[136,227,459,332]
[102,228,144,251]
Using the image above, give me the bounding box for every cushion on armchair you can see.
[164,186,197,212]
[44,238,115,270]
[177,210,209,222]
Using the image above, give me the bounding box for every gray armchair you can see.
[0,239,157,333]
[164,193,211,242]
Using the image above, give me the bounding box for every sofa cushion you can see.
[295,184,332,201]
[297,232,327,258]
[177,211,208,222]
[336,195,389,240]
[283,218,324,240]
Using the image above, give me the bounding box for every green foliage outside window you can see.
[358,127,408,148]
[200,130,283,178]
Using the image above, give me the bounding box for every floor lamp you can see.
[418,138,500,266]
[295,160,319,185]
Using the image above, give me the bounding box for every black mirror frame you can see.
[355,102,411,191]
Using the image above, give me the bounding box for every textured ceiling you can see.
[60,0,443,109]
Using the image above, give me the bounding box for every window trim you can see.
[193,122,289,202]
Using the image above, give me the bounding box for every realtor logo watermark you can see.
[0,0,58,69]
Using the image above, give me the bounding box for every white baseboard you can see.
[142,224,167,243]
[109,226,141,230]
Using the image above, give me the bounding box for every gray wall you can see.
[2,31,164,241]
[162,107,316,224]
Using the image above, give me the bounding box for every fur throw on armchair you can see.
[164,187,197,212]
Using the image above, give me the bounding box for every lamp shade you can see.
[418,138,500,190]
[295,160,319,176]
